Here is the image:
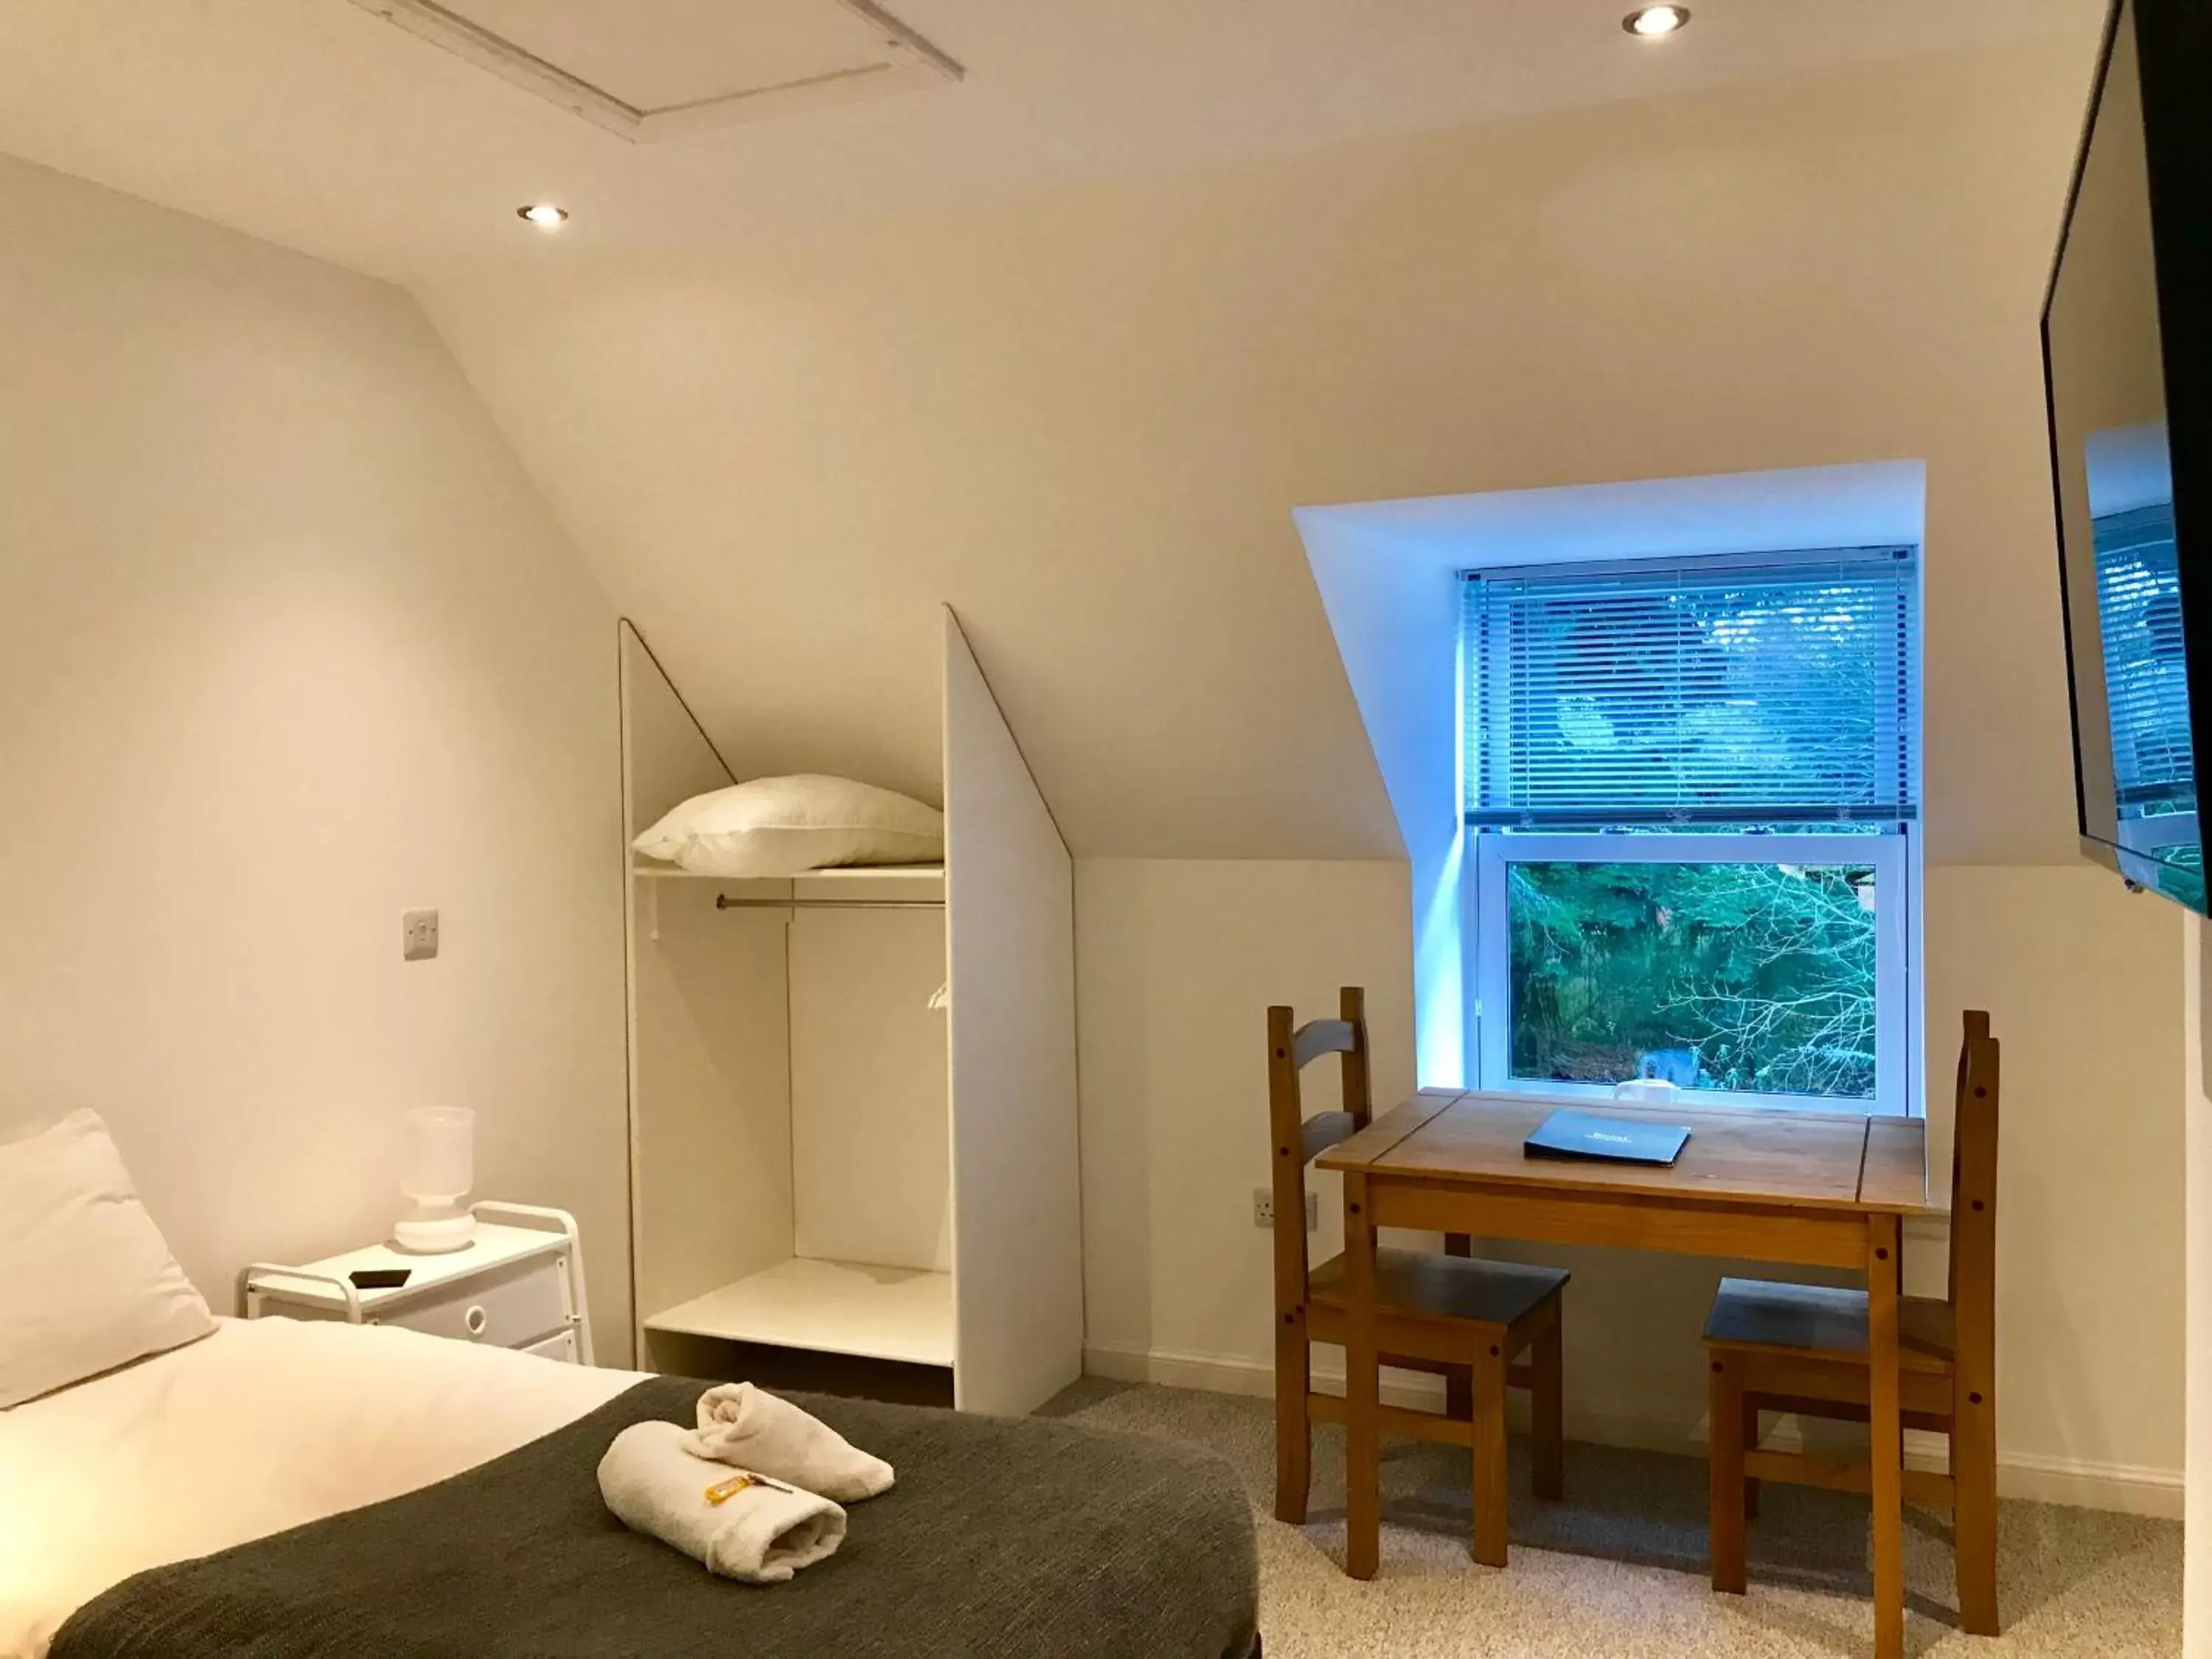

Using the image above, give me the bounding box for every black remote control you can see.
[349,1267,412,1290]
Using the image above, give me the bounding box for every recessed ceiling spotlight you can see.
[1623,5,1691,36]
[516,203,569,229]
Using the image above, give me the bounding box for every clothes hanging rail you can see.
[633,861,945,922]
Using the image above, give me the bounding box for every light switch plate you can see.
[402,908,439,961]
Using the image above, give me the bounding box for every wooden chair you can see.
[1705,1011,2000,1634]
[1270,987,1571,1568]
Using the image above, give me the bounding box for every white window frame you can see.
[1467,829,1913,1118]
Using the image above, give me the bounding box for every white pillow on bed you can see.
[0,1108,213,1409]
[633,774,945,877]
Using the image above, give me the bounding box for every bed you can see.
[3,1318,1259,1659]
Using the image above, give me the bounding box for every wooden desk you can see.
[1319,1092,1930,1659]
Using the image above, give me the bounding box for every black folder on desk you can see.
[1523,1108,1691,1167]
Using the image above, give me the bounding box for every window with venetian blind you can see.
[1460,547,1919,1115]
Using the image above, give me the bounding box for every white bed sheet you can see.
[0,1315,644,1659]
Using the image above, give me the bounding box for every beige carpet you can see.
[1045,1379,2181,1658]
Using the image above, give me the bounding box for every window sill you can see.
[1466,1082,1920,1124]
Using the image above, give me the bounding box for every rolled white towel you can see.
[599,1420,847,1584]
[684,1382,895,1503]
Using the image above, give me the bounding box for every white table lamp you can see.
[394,1107,476,1253]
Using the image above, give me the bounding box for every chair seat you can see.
[1704,1277,1954,1374]
[1310,1247,1568,1330]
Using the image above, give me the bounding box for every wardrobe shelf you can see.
[641,1256,954,1369]
[630,863,944,881]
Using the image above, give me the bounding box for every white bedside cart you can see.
[240,1201,594,1365]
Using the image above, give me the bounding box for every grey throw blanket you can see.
[52,1377,1259,1659]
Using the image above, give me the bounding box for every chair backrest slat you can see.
[1947,1010,2000,1402]
[1267,987,1372,1317]
[1292,1018,1357,1071]
[1300,1111,1360,1164]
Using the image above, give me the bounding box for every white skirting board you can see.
[1082,1343,2184,1520]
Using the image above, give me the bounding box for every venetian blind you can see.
[1464,547,1919,828]
[2093,502,2191,815]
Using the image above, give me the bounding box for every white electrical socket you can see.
[402,908,440,961]
[1253,1188,1318,1231]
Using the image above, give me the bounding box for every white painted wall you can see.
[1921,866,2185,1507]
[789,905,952,1273]
[2188,917,2212,1655]
[0,155,630,1350]
[1295,515,1460,1088]
[1077,860,1418,1382]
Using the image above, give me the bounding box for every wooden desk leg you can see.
[1868,1212,1905,1659]
[1530,1305,1565,1503]
[1343,1172,1382,1580]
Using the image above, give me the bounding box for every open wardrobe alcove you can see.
[619,611,1082,1416]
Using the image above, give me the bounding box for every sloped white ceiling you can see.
[0,2,2090,283]
[0,4,2104,858]
[412,25,2101,861]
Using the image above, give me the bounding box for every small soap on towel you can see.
[685,1382,896,1503]
[599,1421,847,1585]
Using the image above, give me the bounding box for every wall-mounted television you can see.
[2045,0,2212,912]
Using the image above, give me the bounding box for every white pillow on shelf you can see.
[0,1108,215,1409]
[633,774,945,878]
